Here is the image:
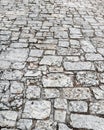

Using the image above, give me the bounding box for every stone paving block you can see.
[22,100,51,119]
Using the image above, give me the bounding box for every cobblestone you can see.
[0,0,104,129]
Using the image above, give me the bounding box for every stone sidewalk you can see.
[0,0,104,129]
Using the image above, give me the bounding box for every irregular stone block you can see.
[54,98,67,110]
[23,100,51,119]
[76,71,99,86]
[62,88,92,100]
[43,88,60,99]
[42,74,73,87]
[63,62,95,71]
[40,56,62,66]
[0,48,29,62]
[69,101,88,112]
[90,101,104,114]
[0,111,18,127]
[70,114,104,130]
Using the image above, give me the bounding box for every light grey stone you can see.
[40,56,62,66]
[1,70,23,80]
[0,60,11,69]
[69,101,88,112]
[98,48,104,56]
[99,73,104,83]
[17,119,32,130]
[63,88,92,100]
[70,114,104,130]
[76,71,99,86]
[23,100,51,119]
[43,88,60,99]
[11,62,26,69]
[55,110,66,122]
[0,48,29,61]
[42,74,73,87]
[63,62,95,71]
[25,70,42,77]
[92,87,104,99]
[80,40,96,52]
[0,111,18,127]
[85,53,104,61]
[54,98,67,110]
[94,61,104,72]
[26,85,40,99]
[10,81,24,94]
[58,123,72,130]
[35,119,57,130]
[90,101,104,114]
[29,49,43,57]
[0,81,9,93]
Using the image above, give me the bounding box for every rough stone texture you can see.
[63,62,95,71]
[89,101,104,114]
[17,119,32,130]
[58,123,72,130]
[42,74,73,87]
[42,88,60,99]
[69,101,88,112]
[22,100,51,119]
[40,56,62,66]
[62,88,92,100]
[54,110,66,122]
[0,0,104,129]
[70,114,104,130]
[26,85,40,99]
[76,71,99,86]
[0,48,29,62]
[54,98,67,110]
[0,111,18,127]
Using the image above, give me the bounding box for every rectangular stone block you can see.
[42,74,73,87]
[63,62,95,71]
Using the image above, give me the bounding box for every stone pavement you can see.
[0,0,104,129]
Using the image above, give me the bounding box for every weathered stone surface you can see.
[25,70,42,77]
[29,49,43,57]
[10,81,24,94]
[80,40,96,52]
[17,119,32,130]
[43,88,60,99]
[70,114,104,130]
[85,53,104,61]
[94,61,104,72]
[1,70,23,80]
[58,123,72,130]
[90,101,104,114]
[0,111,18,127]
[92,87,104,99]
[69,101,88,112]
[99,73,104,83]
[42,74,73,87]
[76,71,99,86]
[11,62,26,69]
[63,88,92,100]
[26,85,40,99]
[55,110,66,122]
[35,119,57,130]
[54,98,67,110]
[0,81,9,93]
[0,48,29,61]
[0,60,11,69]
[23,100,51,119]
[63,62,95,71]
[40,56,62,66]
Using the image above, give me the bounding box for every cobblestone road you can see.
[0,0,104,130]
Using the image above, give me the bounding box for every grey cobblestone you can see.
[0,0,104,129]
